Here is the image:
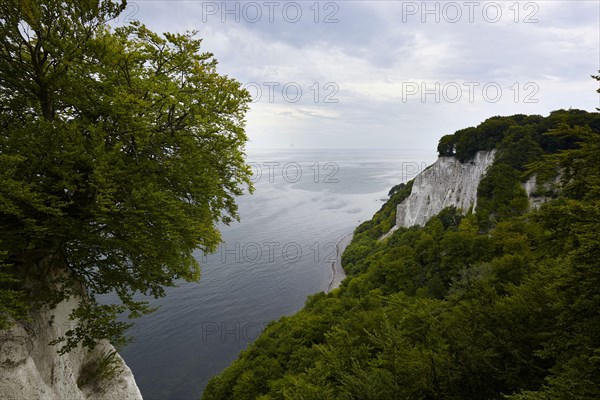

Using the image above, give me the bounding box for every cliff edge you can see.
[396,150,496,228]
[382,149,549,239]
[0,294,142,400]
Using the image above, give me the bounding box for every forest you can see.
[203,108,600,400]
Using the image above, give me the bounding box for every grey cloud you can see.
[127,0,598,150]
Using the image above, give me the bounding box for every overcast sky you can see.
[125,0,599,150]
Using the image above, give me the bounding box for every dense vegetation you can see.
[0,0,251,351]
[204,108,600,400]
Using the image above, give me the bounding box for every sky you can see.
[122,0,599,150]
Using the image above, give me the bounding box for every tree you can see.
[0,0,253,351]
[476,163,529,228]
[437,134,455,156]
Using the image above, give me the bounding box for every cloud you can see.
[131,1,600,150]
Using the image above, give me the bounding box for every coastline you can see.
[326,232,354,292]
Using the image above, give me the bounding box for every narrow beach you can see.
[326,232,354,292]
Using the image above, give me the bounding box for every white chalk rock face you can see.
[522,174,555,210]
[396,150,496,227]
[0,294,143,400]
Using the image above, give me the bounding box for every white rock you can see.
[522,174,555,210]
[0,293,143,400]
[395,151,496,228]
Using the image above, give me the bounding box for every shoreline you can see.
[326,232,354,293]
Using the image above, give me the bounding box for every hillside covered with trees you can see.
[203,107,600,400]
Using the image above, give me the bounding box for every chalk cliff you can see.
[382,150,554,237]
[523,174,557,210]
[395,150,496,228]
[0,293,142,400]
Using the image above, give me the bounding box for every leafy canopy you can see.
[0,0,252,351]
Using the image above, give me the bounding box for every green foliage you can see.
[77,349,124,389]
[387,182,405,197]
[342,180,413,276]
[495,125,544,171]
[436,206,463,230]
[204,107,600,400]
[437,110,600,162]
[527,123,600,200]
[476,163,529,228]
[437,134,455,156]
[0,255,27,330]
[0,1,252,348]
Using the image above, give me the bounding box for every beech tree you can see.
[0,0,252,351]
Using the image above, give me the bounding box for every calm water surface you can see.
[116,148,434,399]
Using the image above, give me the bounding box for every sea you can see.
[115,148,434,399]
